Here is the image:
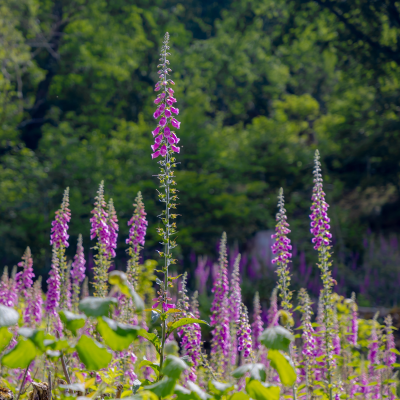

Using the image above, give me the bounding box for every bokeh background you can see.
[1,0,400,311]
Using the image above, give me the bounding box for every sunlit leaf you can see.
[109,270,144,311]
[259,326,293,352]
[97,316,140,351]
[75,335,112,370]
[267,350,297,387]
[1,339,36,369]
[18,328,46,353]
[0,327,13,351]
[169,318,207,333]
[162,355,189,379]
[144,377,175,398]
[138,329,161,350]
[246,380,280,400]
[78,297,117,317]
[59,310,86,336]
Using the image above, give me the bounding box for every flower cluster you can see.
[71,234,86,305]
[210,233,231,371]
[0,267,18,308]
[16,247,35,298]
[50,187,71,248]
[310,152,332,250]
[151,33,180,159]
[90,181,110,252]
[107,198,119,258]
[24,277,43,326]
[251,292,264,351]
[237,303,252,359]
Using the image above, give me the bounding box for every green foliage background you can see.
[1,0,399,303]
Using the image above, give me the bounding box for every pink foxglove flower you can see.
[107,198,119,259]
[50,188,71,248]
[151,33,181,159]
[71,234,86,309]
[16,247,35,298]
[210,233,231,371]
[252,292,264,351]
[237,303,252,359]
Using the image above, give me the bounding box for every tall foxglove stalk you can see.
[16,247,35,299]
[349,293,358,347]
[107,198,119,259]
[0,267,17,308]
[151,32,181,372]
[299,288,316,400]
[229,254,242,366]
[50,188,71,309]
[24,277,43,326]
[237,303,252,360]
[252,292,264,352]
[271,188,293,321]
[45,245,63,334]
[268,288,279,327]
[90,181,111,297]
[210,232,231,375]
[310,150,335,399]
[71,234,86,310]
[126,192,147,288]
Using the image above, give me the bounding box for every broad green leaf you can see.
[97,316,140,351]
[259,326,293,352]
[390,348,400,356]
[166,309,182,314]
[18,328,46,353]
[246,380,280,400]
[0,327,13,351]
[267,350,297,387]
[144,377,175,398]
[138,329,161,350]
[169,318,207,333]
[186,382,209,400]
[47,339,70,351]
[209,381,234,395]
[75,335,112,370]
[78,297,117,317]
[1,339,36,369]
[229,393,250,400]
[162,355,189,379]
[109,270,144,311]
[232,364,266,381]
[59,310,86,336]
[0,305,19,327]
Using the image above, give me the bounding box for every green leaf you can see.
[208,381,234,395]
[186,382,209,400]
[166,309,182,314]
[169,318,208,333]
[78,297,117,317]
[1,339,36,369]
[18,328,46,353]
[0,327,13,351]
[229,393,250,400]
[144,377,175,398]
[75,335,112,370]
[139,360,160,376]
[267,349,297,387]
[232,364,266,381]
[162,355,189,379]
[259,326,294,353]
[97,316,140,351]
[109,270,144,311]
[245,380,280,400]
[138,329,161,350]
[47,339,70,351]
[390,348,400,355]
[0,305,19,327]
[59,310,87,336]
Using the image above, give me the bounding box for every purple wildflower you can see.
[267,288,279,327]
[107,198,119,258]
[229,254,242,365]
[237,304,252,359]
[71,234,86,309]
[0,267,18,308]
[368,321,379,375]
[91,181,111,297]
[50,187,71,248]
[24,277,43,326]
[385,315,396,366]
[151,33,181,159]
[210,232,231,372]
[252,292,264,352]
[16,247,35,298]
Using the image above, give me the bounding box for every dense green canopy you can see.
[1,0,399,303]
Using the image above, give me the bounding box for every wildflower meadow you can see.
[0,33,399,400]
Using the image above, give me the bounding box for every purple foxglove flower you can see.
[152,127,160,136]
[45,246,61,326]
[16,247,35,298]
[168,136,176,145]
[159,117,166,126]
[252,292,264,351]
[164,126,171,137]
[155,135,163,144]
[71,234,86,309]
[50,187,71,249]
[171,133,179,143]
[165,109,171,118]
[0,267,18,308]
[168,88,174,96]
[210,233,231,371]
[151,142,160,152]
[24,277,43,326]
[267,288,279,327]
[171,107,179,115]
[171,145,180,153]
[153,109,160,119]
[107,199,119,259]
[152,150,161,159]
[160,144,167,156]
[237,303,252,359]
[229,254,242,325]
[385,315,396,366]
[171,118,180,129]
[368,321,379,375]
